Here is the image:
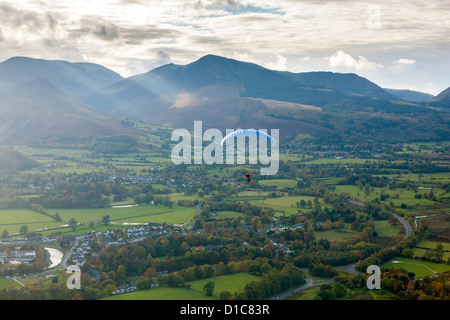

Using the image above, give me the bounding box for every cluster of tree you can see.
[366,268,450,300]
[314,283,348,300]
[293,222,380,268]
[308,263,339,278]
[238,263,305,300]
[355,226,424,272]
[32,192,110,209]
[90,135,138,154]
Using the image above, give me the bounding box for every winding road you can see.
[393,213,412,239]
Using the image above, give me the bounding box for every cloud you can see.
[0,3,62,40]
[264,54,287,71]
[125,50,173,74]
[395,58,416,65]
[0,0,447,93]
[91,23,121,41]
[327,50,383,71]
[193,0,240,10]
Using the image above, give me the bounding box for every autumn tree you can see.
[203,281,215,296]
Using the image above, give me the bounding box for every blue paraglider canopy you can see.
[220,129,276,146]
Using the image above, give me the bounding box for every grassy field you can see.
[104,273,260,300]
[45,204,198,225]
[187,273,260,298]
[0,209,63,234]
[249,195,323,216]
[373,220,399,238]
[0,204,202,237]
[104,287,214,300]
[258,179,298,188]
[212,211,244,220]
[315,227,358,242]
[237,191,272,197]
[304,158,379,165]
[334,184,436,206]
[168,193,208,202]
[382,257,450,278]
[0,277,22,290]
[412,239,450,261]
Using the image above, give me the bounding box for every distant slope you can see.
[0,58,138,144]
[288,71,397,100]
[85,54,433,135]
[0,54,446,145]
[428,86,450,108]
[0,56,123,100]
[384,88,435,102]
[0,147,39,171]
[0,87,137,144]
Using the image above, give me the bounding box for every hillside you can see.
[428,86,450,108]
[0,54,448,144]
[87,55,409,118]
[0,147,39,171]
[0,58,138,144]
[0,56,123,99]
[384,88,435,103]
[84,55,444,143]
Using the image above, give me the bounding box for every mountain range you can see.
[0,54,448,144]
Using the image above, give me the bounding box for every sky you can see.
[0,0,449,95]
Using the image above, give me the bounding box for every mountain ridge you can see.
[0,54,448,144]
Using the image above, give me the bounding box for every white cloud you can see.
[395,58,416,65]
[327,50,383,71]
[264,54,287,71]
[232,52,252,62]
[0,0,447,92]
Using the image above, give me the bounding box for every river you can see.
[45,247,64,268]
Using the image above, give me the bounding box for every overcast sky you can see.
[0,0,448,94]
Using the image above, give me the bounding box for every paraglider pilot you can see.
[244,173,254,183]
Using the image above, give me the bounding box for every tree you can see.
[333,283,347,298]
[435,243,444,261]
[69,218,78,231]
[2,229,9,238]
[402,249,414,258]
[136,278,152,290]
[203,281,215,297]
[422,249,435,261]
[219,290,232,300]
[102,215,111,226]
[20,225,29,234]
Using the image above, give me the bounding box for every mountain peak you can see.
[196,54,229,63]
[428,86,450,107]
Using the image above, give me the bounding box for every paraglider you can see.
[244,172,254,183]
[220,129,276,146]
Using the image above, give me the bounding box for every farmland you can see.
[0,128,449,301]
[104,273,260,300]
[382,257,450,278]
